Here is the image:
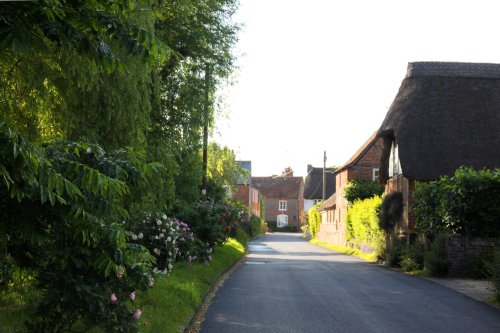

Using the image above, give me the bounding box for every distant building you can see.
[303,165,335,213]
[252,169,304,229]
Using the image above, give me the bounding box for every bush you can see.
[248,215,263,237]
[413,167,500,237]
[424,236,448,277]
[344,179,384,204]
[379,192,403,232]
[346,196,384,258]
[186,200,244,247]
[489,250,500,301]
[265,221,297,233]
[308,202,322,239]
[266,221,277,231]
[400,241,425,272]
[386,236,404,267]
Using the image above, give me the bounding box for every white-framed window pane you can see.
[373,168,380,182]
[277,214,288,227]
[279,200,287,211]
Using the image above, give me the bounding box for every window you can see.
[388,142,402,178]
[313,199,322,205]
[279,200,287,211]
[277,214,288,227]
[372,168,380,182]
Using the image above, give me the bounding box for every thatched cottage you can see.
[377,62,500,235]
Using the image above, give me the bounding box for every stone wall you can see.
[446,235,500,277]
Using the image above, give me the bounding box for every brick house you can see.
[377,62,500,237]
[317,132,383,245]
[252,171,304,230]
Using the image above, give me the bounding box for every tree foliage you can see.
[343,179,384,204]
[0,0,241,331]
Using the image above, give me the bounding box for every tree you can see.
[343,179,384,204]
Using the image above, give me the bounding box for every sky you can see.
[213,0,500,177]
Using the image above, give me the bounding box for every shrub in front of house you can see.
[413,167,500,237]
[424,236,448,277]
[400,241,425,272]
[308,202,322,239]
[346,196,385,259]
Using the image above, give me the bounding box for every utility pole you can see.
[202,64,210,197]
[323,150,327,200]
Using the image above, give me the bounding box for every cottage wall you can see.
[318,140,382,246]
[265,198,300,227]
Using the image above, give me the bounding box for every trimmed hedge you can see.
[413,167,500,237]
[346,196,384,258]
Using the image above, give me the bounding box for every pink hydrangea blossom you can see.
[130,291,136,301]
[111,294,117,302]
[133,308,142,319]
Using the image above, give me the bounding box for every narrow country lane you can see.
[199,233,500,333]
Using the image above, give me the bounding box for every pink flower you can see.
[111,294,117,302]
[133,308,142,319]
[130,291,136,301]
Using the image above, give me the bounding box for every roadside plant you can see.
[344,179,384,204]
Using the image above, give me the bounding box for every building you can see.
[377,61,500,235]
[303,165,335,213]
[317,132,383,245]
[252,171,304,230]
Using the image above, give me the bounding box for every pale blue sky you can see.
[214,0,500,177]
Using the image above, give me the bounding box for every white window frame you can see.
[372,168,380,182]
[279,200,287,211]
[277,214,288,227]
[313,199,322,205]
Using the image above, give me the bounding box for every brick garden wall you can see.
[446,235,500,277]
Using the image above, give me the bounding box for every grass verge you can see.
[136,232,248,332]
[310,239,378,262]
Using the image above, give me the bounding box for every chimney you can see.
[282,167,293,177]
[307,164,313,173]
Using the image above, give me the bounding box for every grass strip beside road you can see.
[137,233,248,332]
[310,239,378,262]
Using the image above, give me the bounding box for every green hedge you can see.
[308,202,322,239]
[413,167,500,236]
[346,196,384,258]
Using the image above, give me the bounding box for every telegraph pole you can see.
[323,150,327,200]
[202,64,210,197]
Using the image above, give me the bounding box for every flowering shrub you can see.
[129,213,213,269]
[189,200,244,246]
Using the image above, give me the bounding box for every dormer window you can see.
[388,141,402,178]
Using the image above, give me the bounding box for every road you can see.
[199,233,500,333]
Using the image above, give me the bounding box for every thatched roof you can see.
[251,176,303,199]
[378,62,500,181]
[303,167,335,199]
[318,193,336,211]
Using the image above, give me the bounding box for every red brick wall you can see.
[233,185,250,205]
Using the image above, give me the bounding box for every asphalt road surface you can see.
[199,233,500,333]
